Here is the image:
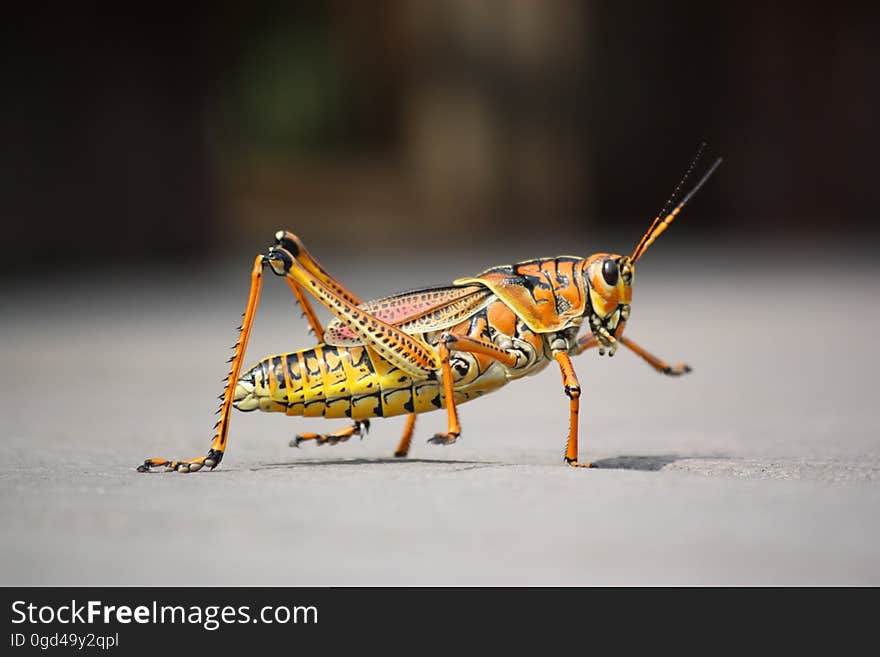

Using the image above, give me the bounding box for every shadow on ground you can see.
[255,457,498,471]
[590,454,694,471]
[205,454,879,484]
[255,455,711,472]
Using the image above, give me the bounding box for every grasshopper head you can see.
[583,254,633,352]
[581,147,721,356]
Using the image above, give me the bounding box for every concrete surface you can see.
[1,245,878,585]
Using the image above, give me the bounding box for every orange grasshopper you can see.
[138,152,721,473]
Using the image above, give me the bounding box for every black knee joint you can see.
[267,246,294,273]
[564,385,581,399]
[274,231,301,257]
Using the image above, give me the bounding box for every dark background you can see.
[3,1,878,277]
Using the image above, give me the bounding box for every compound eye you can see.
[602,259,619,286]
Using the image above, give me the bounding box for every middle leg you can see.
[428,333,524,446]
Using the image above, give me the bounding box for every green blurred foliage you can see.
[220,10,355,155]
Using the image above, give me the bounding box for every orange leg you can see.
[428,333,521,446]
[291,420,370,447]
[573,331,690,376]
[137,231,378,474]
[285,278,325,340]
[571,335,598,356]
[138,254,266,473]
[394,414,417,458]
[618,336,691,376]
[428,340,461,445]
[554,351,589,468]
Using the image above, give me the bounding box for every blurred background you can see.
[3,1,879,275]
[3,2,880,587]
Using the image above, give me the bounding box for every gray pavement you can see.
[1,246,878,585]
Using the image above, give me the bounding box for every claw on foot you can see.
[136,449,223,473]
[427,432,459,446]
[663,363,692,376]
[565,458,594,468]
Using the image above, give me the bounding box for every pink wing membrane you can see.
[323,285,492,346]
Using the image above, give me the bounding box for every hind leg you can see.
[138,254,266,473]
[393,414,417,458]
[290,420,370,447]
[274,230,364,341]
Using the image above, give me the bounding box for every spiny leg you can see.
[394,414,417,458]
[428,333,522,446]
[138,232,376,474]
[138,254,266,473]
[291,420,370,447]
[554,351,590,468]
[618,335,691,376]
[285,278,325,340]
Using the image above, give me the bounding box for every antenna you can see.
[631,152,722,263]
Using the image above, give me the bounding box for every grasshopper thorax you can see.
[583,253,634,354]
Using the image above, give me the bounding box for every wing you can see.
[323,283,494,346]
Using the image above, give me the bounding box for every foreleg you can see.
[618,335,691,376]
[573,333,690,376]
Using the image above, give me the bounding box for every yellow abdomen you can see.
[233,342,506,420]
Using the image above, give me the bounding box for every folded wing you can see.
[324,284,494,347]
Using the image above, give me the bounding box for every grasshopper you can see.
[138,151,721,473]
